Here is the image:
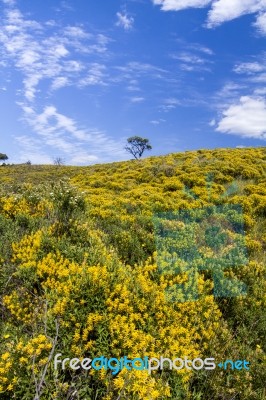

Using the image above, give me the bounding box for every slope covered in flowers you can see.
[0,147,265,399]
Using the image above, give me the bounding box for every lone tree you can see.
[125,136,152,160]
[0,153,8,163]
[54,157,65,166]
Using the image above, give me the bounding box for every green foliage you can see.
[0,153,8,163]
[49,179,86,234]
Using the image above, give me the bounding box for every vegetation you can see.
[0,147,265,399]
[53,157,65,166]
[0,153,8,163]
[125,136,152,159]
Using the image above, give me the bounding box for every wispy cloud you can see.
[159,97,180,112]
[171,51,212,72]
[170,39,214,73]
[234,61,265,75]
[173,53,206,64]
[15,135,53,164]
[0,3,128,164]
[214,82,248,106]
[190,44,214,55]
[153,0,212,12]
[116,11,134,30]
[78,63,108,87]
[233,54,266,85]
[0,8,111,101]
[113,61,169,94]
[126,79,141,91]
[50,76,70,91]
[2,0,17,6]
[18,104,126,164]
[112,61,170,96]
[130,96,145,102]
[116,61,167,75]
[153,0,266,35]
[150,118,166,125]
[253,11,266,35]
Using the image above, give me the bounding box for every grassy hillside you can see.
[0,147,265,399]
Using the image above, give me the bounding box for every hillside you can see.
[0,147,265,399]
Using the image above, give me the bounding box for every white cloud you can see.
[126,79,141,91]
[254,11,266,34]
[187,43,214,55]
[130,96,145,102]
[15,135,53,164]
[207,0,265,28]
[23,75,42,101]
[18,104,126,163]
[78,63,107,87]
[252,73,266,82]
[150,118,166,124]
[159,97,180,112]
[0,5,127,164]
[0,8,110,102]
[165,97,180,105]
[216,96,266,139]
[153,0,266,34]
[64,26,90,38]
[70,153,98,164]
[116,12,134,30]
[234,61,265,74]
[19,49,40,66]
[114,62,168,88]
[54,44,69,58]
[112,61,169,91]
[172,51,212,72]
[117,61,167,74]
[254,87,266,95]
[213,55,266,133]
[50,76,70,91]
[214,82,248,106]
[2,0,16,5]
[153,0,212,11]
[175,52,206,64]
[176,39,214,55]
[233,54,266,85]
[196,45,214,55]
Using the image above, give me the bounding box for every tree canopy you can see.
[125,136,152,159]
[0,153,8,162]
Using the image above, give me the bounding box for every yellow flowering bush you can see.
[0,147,265,399]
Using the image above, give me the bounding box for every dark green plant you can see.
[125,136,152,159]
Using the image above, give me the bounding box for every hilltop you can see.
[0,147,265,399]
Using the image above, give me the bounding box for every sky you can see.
[0,0,266,165]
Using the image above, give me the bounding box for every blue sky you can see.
[0,0,266,165]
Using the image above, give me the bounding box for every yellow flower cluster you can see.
[0,351,17,393]
[0,147,265,398]
[12,230,43,266]
[113,369,171,399]
[3,290,35,323]
[22,334,52,358]
[0,195,50,218]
